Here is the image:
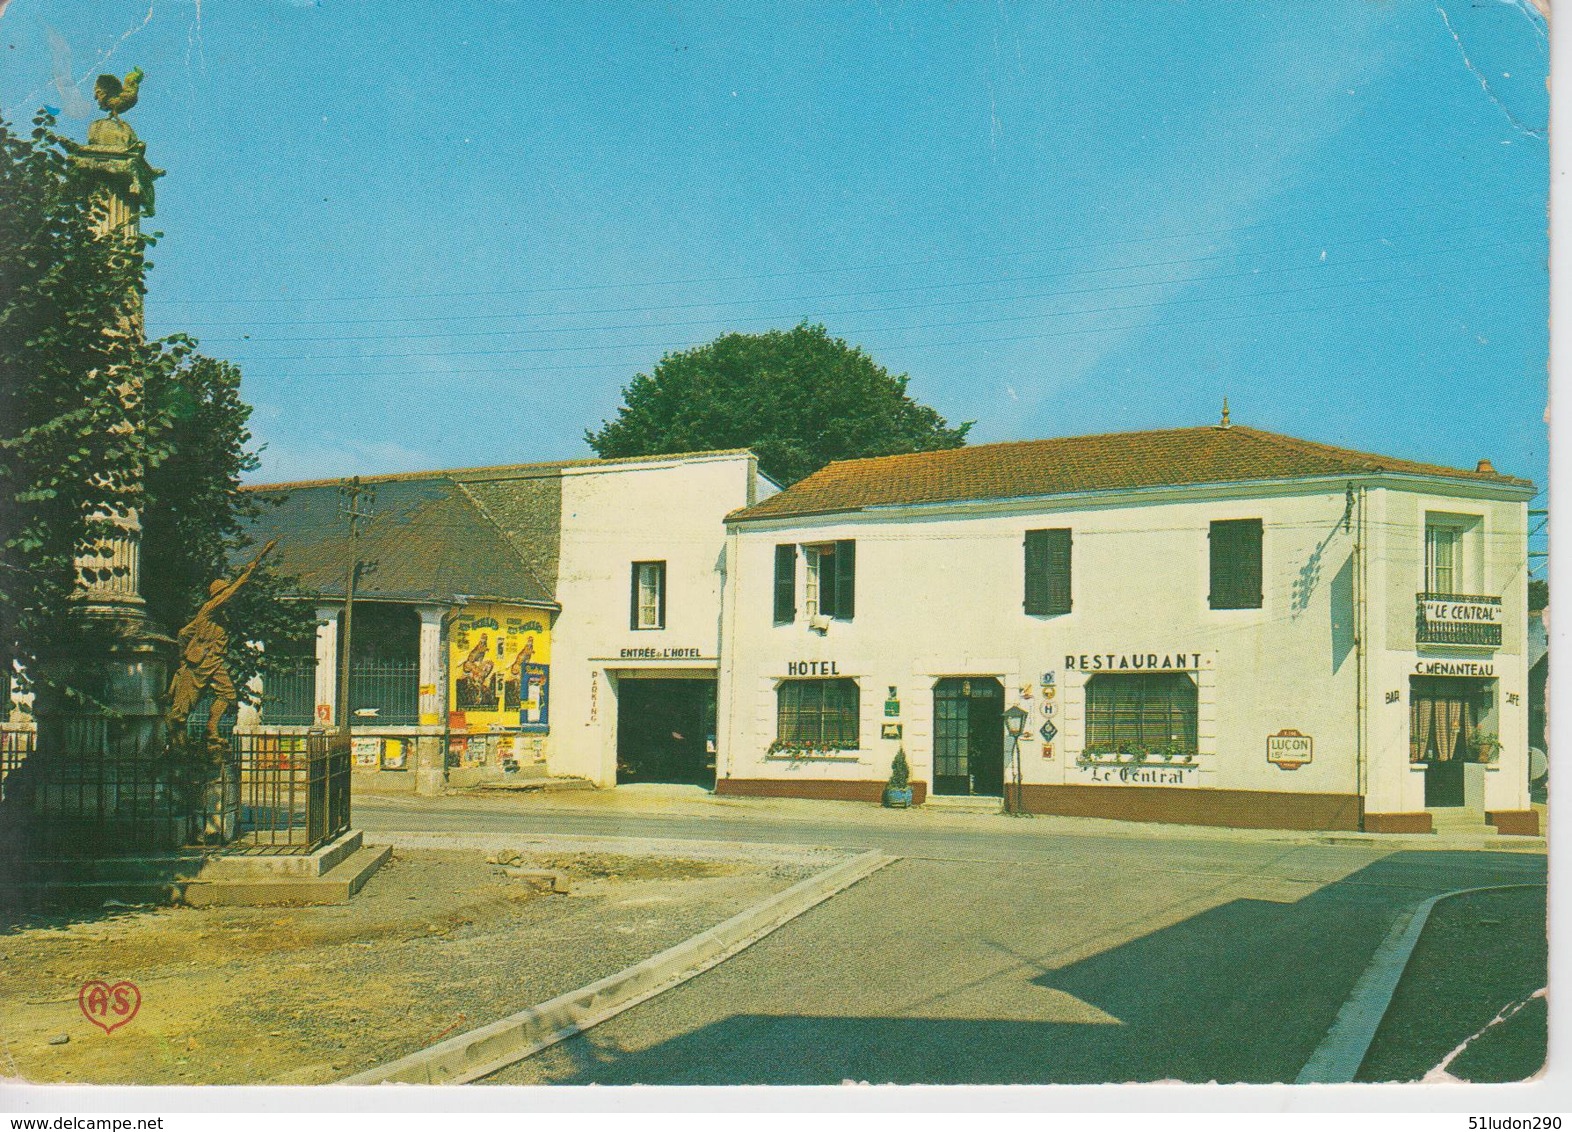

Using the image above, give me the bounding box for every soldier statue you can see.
[165,540,277,743]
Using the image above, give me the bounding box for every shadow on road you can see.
[510,850,1546,1085]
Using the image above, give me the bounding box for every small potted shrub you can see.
[1471,729,1503,764]
[883,746,914,808]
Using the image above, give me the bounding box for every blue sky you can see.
[0,2,1549,524]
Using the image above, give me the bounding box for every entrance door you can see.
[932,677,1005,796]
[616,678,716,785]
[1411,677,1487,807]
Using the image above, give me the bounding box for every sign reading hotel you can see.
[1267,729,1313,770]
[620,646,702,659]
[1064,652,1203,672]
[1421,597,1502,625]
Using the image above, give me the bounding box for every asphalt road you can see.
[357,793,1546,1085]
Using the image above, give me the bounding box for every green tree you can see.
[140,350,317,695]
[586,322,970,486]
[0,113,311,706]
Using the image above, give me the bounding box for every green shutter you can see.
[655,561,666,628]
[1024,530,1049,615]
[1025,529,1070,615]
[1209,519,1263,609]
[774,544,796,623]
[1045,529,1071,614]
[834,539,856,620]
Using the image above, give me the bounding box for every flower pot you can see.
[883,786,913,809]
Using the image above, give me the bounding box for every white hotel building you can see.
[715,423,1538,835]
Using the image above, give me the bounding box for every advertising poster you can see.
[449,604,552,731]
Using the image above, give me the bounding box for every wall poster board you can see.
[449,604,552,732]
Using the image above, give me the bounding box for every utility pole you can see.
[336,477,375,736]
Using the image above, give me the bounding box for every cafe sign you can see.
[1267,729,1313,770]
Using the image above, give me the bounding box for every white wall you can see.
[550,452,767,784]
[719,475,1531,817]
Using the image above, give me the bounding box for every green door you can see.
[932,677,1005,796]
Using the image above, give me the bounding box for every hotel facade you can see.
[715,424,1537,835]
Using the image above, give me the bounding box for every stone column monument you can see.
[22,71,186,852]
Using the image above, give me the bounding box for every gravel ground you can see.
[1356,886,1548,1083]
[0,844,842,1086]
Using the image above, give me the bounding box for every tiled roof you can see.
[242,448,757,598]
[728,426,1533,523]
[240,476,556,606]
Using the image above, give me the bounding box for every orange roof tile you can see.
[730,426,1532,522]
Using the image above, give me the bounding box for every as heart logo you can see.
[78,980,140,1033]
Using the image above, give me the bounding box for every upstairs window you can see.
[776,678,860,749]
[1209,519,1263,610]
[800,540,857,621]
[1424,519,1464,594]
[1024,528,1072,616]
[630,561,666,630]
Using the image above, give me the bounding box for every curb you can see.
[340,848,896,1085]
[1294,882,1546,1084]
[361,828,852,864]
[352,795,1546,854]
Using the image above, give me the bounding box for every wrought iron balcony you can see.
[1416,592,1502,648]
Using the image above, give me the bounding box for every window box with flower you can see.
[1075,740,1199,769]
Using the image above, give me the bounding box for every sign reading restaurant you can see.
[1064,652,1202,671]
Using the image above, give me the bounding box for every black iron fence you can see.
[0,715,232,855]
[0,722,351,857]
[232,730,351,850]
[1416,592,1503,648]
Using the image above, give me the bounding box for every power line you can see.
[197,234,1543,347]
[229,253,1542,365]
[150,191,1546,309]
[236,273,1545,383]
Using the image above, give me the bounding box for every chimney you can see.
[1476,459,1497,474]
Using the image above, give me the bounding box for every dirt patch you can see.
[1357,886,1547,1083]
[0,845,840,1085]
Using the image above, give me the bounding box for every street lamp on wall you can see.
[1003,704,1029,817]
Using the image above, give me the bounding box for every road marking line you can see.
[339,849,895,1086]
[1295,882,1546,1084]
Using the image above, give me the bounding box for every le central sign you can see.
[1422,598,1502,625]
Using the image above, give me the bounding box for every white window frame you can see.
[1424,513,1480,595]
[633,561,665,630]
[803,545,825,619]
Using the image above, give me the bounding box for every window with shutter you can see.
[833,539,856,620]
[1209,519,1263,609]
[773,544,797,623]
[1024,528,1071,615]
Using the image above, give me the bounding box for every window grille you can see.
[1085,673,1198,756]
[776,678,860,748]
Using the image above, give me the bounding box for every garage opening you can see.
[616,677,717,785]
